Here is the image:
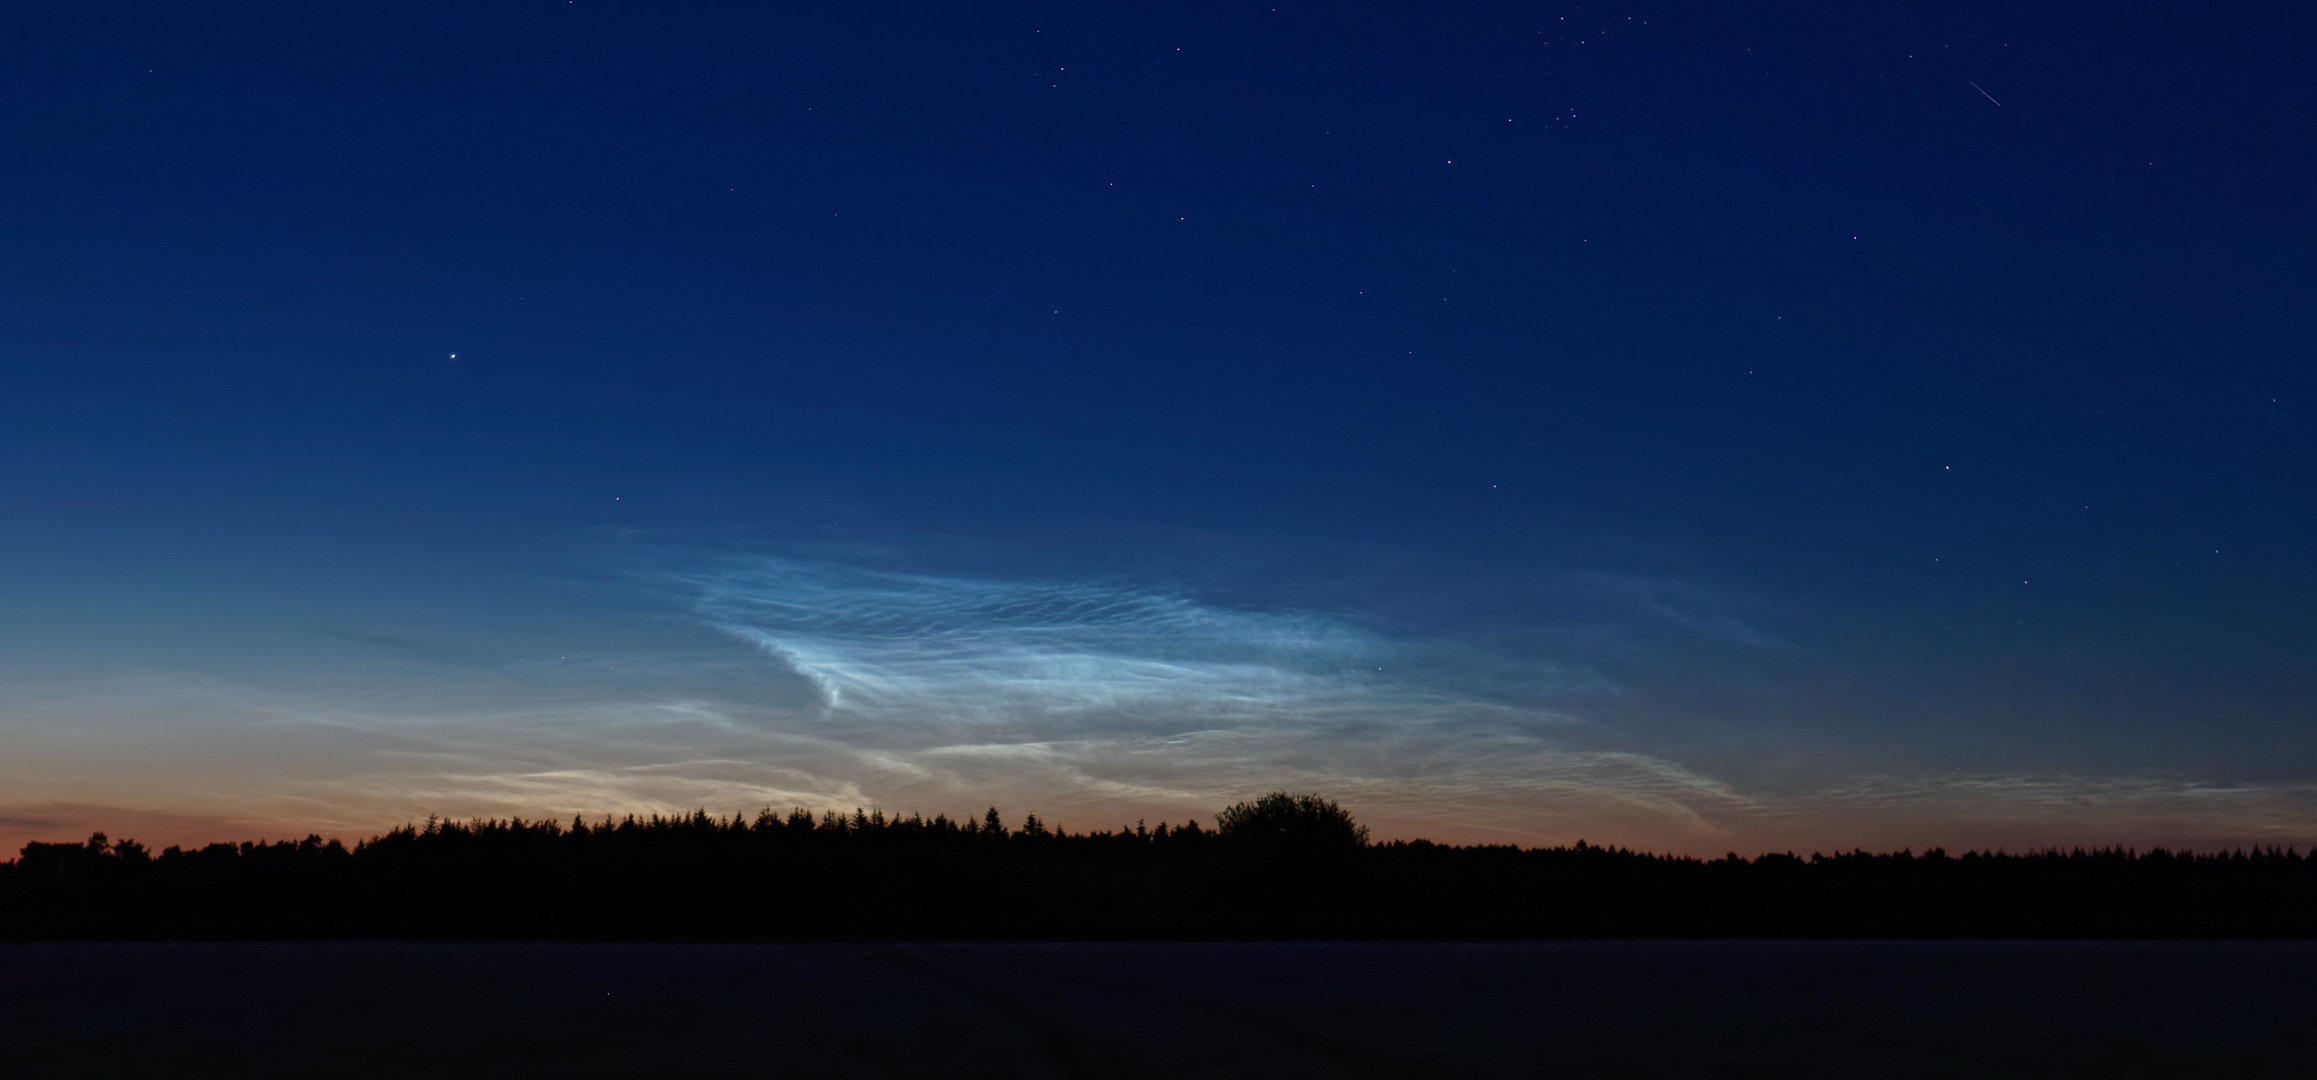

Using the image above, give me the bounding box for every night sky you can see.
[2,1,2311,853]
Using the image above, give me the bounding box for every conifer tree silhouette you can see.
[3,795,2314,940]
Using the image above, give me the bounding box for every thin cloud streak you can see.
[687,557,1411,722]
[3,555,2312,853]
[655,556,2315,848]
[1755,774,2317,845]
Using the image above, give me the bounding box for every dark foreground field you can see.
[1,942,2312,1078]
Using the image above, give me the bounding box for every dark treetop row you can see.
[5,794,2313,939]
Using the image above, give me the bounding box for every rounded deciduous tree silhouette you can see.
[1214,792,1368,848]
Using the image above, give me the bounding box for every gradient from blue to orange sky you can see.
[1,1,2312,854]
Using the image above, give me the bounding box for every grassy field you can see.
[2,941,2312,1078]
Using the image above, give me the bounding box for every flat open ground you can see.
[2,941,2312,1078]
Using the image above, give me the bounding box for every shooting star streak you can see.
[1968,80,2003,107]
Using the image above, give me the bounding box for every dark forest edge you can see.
[5,793,2314,940]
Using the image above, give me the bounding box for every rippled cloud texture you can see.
[673,555,1712,839]
[2,551,2313,855]
[654,556,2317,850]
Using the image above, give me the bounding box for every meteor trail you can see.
[1968,80,2003,107]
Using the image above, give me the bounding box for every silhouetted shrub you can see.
[1214,792,1369,848]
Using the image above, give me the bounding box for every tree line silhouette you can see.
[4,792,2313,939]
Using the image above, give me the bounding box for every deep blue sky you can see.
[2,1,2312,851]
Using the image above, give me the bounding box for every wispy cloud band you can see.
[4,552,2313,854]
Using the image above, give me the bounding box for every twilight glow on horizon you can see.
[1,2,2312,856]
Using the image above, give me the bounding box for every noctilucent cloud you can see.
[1,2,2312,854]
